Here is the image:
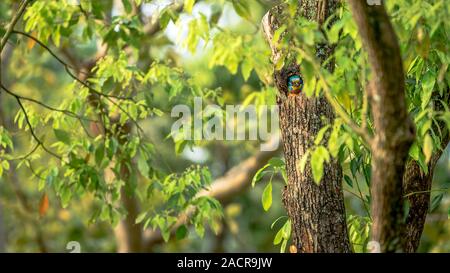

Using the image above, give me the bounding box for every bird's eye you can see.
[288,75,299,85]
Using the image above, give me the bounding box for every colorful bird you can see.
[287,74,304,96]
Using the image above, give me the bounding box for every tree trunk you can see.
[402,156,436,252]
[402,91,450,252]
[262,1,351,253]
[347,1,415,252]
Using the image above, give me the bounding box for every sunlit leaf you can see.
[262,182,272,211]
[423,134,433,164]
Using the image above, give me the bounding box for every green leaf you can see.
[269,157,285,168]
[95,143,105,166]
[297,151,309,174]
[430,193,444,212]
[262,182,272,211]
[195,222,205,238]
[54,129,71,145]
[409,142,420,161]
[282,219,291,239]
[122,0,132,14]
[274,55,285,71]
[423,134,433,164]
[315,125,330,145]
[38,176,46,191]
[159,10,171,30]
[232,0,251,21]
[135,212,147,224]
[421,71,436,109]
[271,216,288,229]
[152,108,164,117]
[176,225,188,240]
[241,58,253,81]
[316,146,330,162]
[327,20,342,44]
[344,175,353,188]
[0,126,13,150]
[302,60,314,83]
[273,227,283,245]
[2,160,9,172]
[350,159,358,178]
[281,168,287,184]
[184,0,195,14]
[328,125,342,158]
[280,239,287,253]
[311,146,330,184]
[107,137,119,158]
[60,187,72,208]
[273,25,287,45]
[137,155,150,178]
[252,164,269,187]
[184,14,209,54]
[162,228,171,242]
[129,103,138,120]
[175,140,188,155]
[303,70,316,97]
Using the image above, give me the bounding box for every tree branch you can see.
[402,91,450,252]
[143,138,280,251]
[347,0,415,252]
[0,0,31,53]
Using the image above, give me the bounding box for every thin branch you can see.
[0,0,31,52]
[26,159,46,180]
[0,83,98,123]
[354,168,371,220]
[403,188,449,199]
[14,95,63,161]
[6,143,39,161]
[344,189,367,203]
[143,137,281,250]
[10,31,145,134]
[360,57,370,133]
[1,83,95,141]
[10,31,134,101]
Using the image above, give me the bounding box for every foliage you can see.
[252,0,450,251]
[0,0,449,253]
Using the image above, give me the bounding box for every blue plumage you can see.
[288,75,303,95]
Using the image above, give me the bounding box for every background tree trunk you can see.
[402,91,450,252]
[347,1,415,252]
[262,0,351,253]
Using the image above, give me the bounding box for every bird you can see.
[287,74,303,96]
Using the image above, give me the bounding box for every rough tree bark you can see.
[402,91,450,252]
[347,1,415,252]
[402,154,439,252]
[262,1,351,253]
